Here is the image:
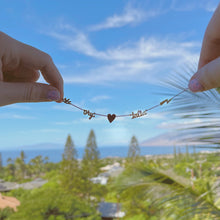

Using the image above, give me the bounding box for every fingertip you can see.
[43,71,64,103]
[47,89,60,101]
[188,78,204,92]
[52,84,63,103]
[191,57,220,91]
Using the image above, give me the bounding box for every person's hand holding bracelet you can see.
[189,3,220,92]
[0,31,63,106]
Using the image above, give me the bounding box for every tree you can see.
[127,136,140,163]
[80,130,100,200]
[5,158,15,181]
[28,155,47,177]
[8,186,101,220]
[60,134,79,192]
[14,151,26,181]
[82,130,100,177]
[20,151,25,162]
[0,207,14,220]
[115,161,220,219]
[63,134,77,161]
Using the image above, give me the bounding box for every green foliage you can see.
[78,130,102,201]
[0,132,107,219]
[44,163,60,177]
[28,155,47,177]
[2,151,53,183]
[0,207,14,220]
[14,151,26,181]
[111,157,220,219]
[60,159,79,192]
[44,169,59,181]
[1,128,220,219]
[7,188,30,201]
[63,134,77,161]
[82,130,100,177]
[4,158,15,181]
[8,187,101,220]
[174,162,192,178]
[60,135,80,192]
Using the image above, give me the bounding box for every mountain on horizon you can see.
[141,132,182,147]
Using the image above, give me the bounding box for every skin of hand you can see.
[188,3,220,92]
[0,31,63,106]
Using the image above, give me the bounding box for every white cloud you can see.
[170,0,218,12]
[60,36,199,84]
[50,27,200,62]
[89,5,149,31]
[90,95,111,103]
[104,38,200,61]
[0,113,36,120]
[147,112,166,120]
[12,114,36,119]
[46,20,200,85]
[20,129,63,134]
[54,121,73,125]
[63,60,156,85]
[204,2,218,12]
[157,117,216,130]
[200,2,218,12]
[37,129,63,133]
[48,31,106,59]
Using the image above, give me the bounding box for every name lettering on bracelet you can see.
[131,110,147,119]
[83,110,95,120]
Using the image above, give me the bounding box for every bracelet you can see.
[63,88,188,123]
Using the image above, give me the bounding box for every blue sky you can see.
[0,0,218,149]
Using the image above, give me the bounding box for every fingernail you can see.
[47,90,60,101]
[188,79,203,92]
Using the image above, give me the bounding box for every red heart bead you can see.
[107,114,116,123]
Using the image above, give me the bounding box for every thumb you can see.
[0,82,60,106]
[188,57,220,92]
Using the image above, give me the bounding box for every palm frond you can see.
[115,164,220,219]
[162,65,220,147]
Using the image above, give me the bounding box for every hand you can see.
[0,31,63,106]
[188,3,220,92]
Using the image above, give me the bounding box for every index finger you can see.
[198,3,220,69]
[17,42,63,101]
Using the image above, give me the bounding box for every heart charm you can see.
[107,114,116,123]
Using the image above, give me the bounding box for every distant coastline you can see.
[0,145,215,166]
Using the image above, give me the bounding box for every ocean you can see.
[0,146,210,166]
